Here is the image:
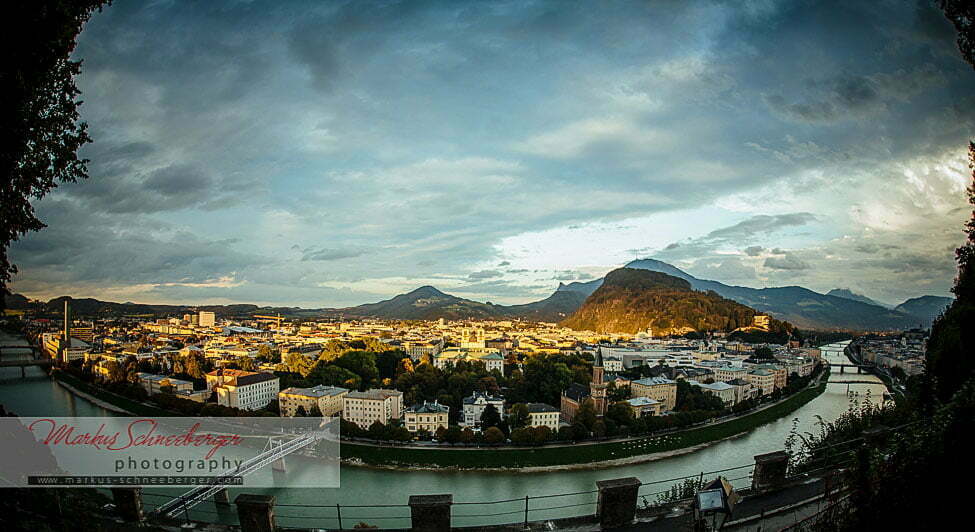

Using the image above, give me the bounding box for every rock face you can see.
[560,268,781,335]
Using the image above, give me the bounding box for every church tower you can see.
[590,347,608,416]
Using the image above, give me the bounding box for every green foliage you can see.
[753,346,774,359]
[1,1,109,302]
[480,403,502,428]
[656,477,711,504]
[925,143,975,404]
[574,399,598,431]
[675,380,726,412]
[483,426,505,444]
[508,403,531,430]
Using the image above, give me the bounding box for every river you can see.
[0,334,885,528]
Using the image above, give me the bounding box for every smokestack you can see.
[63,299,71,349]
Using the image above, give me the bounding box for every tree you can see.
[508,403,530,430]
[753,346,774,359]
[443,426,463,444]
[257,345,279,363]
[367,421,385,440]
[606,401,634,427]
[532,425,553,444]
[1,1,109,304]
[940,0,975,67]
[926,142,975,404]
[459,427,475,444]
[483,426,505,444]
[510,427,533,445]
[237,356,256,371]
[574,399,598,431]
[480,404,502,428]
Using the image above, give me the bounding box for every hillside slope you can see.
[561,268,792,335]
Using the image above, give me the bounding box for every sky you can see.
[8,0,975,308]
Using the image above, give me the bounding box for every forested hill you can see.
[561,268,794,336]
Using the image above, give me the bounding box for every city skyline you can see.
[8,0,975,308]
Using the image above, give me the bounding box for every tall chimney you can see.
[63,299,71,349]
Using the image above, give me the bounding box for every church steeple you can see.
[590,347,607,416]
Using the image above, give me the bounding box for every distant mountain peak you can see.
[826,288,884,308]
[408,285,448,297]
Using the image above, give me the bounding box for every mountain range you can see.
[3,258,953,331]
[561,268,795,336]
[554,259,950,331]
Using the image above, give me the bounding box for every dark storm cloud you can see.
[657,214,819,261]
[707,214,819,240]
[301,248,368,262]
[763,66,947,123]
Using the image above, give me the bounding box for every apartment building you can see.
[746,369,776,396]
[278,384,348,417]
[686,380,737,406]
[713,366,750,383]
[404,401,450,433]
[206,369,280,410]
[135,372,194,395]
[630,376,677,412]
[525,403,560,431]
[461,392,505,427]
[433,347,505,374]
[624,396,663,417]
[342,388,404,429]
[198,311,216,327]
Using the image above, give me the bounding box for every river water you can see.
[0,334,884,528]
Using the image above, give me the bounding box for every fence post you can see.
[596,477,641,529]
[213,487,230,506]
[110,487,144,523]
[524,495,530,527]
[337,503,343,530]
[752,451,789,492]
[235,494,276,532]
[409,494,452,532]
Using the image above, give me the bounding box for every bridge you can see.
[828,362,872,374]
[0,344,53,377]
[152,430,327,519]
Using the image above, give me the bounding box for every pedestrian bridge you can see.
[153,430,327,519]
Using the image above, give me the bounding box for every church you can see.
[560,347,609,422]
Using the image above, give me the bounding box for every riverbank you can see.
[341,377,829,469]
[48,363,828,471]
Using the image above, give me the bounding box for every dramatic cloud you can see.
[301,248,367,262]
[468,270,504,280]
[764,254,811,271]
[7,0,973,306]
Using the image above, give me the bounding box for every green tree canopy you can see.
[1,1,109,303]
